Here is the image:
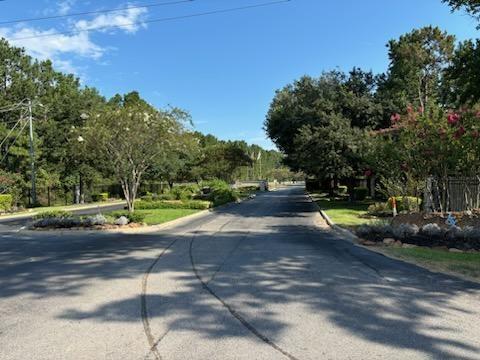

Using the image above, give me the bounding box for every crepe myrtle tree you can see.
[83,104,189,212]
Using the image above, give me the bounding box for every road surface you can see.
[0,186,479,360]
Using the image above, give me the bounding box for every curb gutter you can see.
[305,192,359,243]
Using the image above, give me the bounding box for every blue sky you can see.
[0,0,478,149]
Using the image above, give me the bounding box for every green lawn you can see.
[381,247,480,281]
[312,195,378,227]
[126,209,200,226]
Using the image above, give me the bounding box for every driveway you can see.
[0,186,479,359]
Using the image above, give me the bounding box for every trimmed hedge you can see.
[34,210,71,220]
[0,194,13,212]
[110,211,146,223]
[135,200,211,210]
[92,192,109,202]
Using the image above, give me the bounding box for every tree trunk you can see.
[47,187,51,207]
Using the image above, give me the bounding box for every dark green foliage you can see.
[387,196,422,213]
[34,210,71,220]
[202,180,239,206]
[171,184,199,200]
[0,194,13,212]
[443,0,480,27]
[353,187,369,201]
[110,211,146,223]
[91,192,109,202]
[135,200,211,210]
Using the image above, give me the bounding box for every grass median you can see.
[380,247,480,281]
[310,194,377,228]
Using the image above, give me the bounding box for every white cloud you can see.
[58,0,77,15]
[0,3,147,76]
[0,26,104,60]
[75,7,147,34]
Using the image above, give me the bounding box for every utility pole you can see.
[28,100,37,205]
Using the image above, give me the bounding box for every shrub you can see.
[356,222,394,240]
[387,196,422,213]
[91,192,109,202]
[170,184,200,201]
[0,194,13,212]
[84,214,107,226]
[135,200,211,210]
[34,210,71,220]
[110,211,146,223]
[201,180,239,206]
[420,223,443,237]
[367,202,391,216]
[393,223,419,240]
[353,187,368,201]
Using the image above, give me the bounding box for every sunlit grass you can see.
[382,247,480,281]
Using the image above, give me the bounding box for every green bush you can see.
[135,200,211,210]
[367,202,391,217]
[387,196,422,213]
[34,210,71,220]
[110,211,146,224]
[201,180,239,206]
[353,187,369,201]
[92,192,109,202]
[170,184,200,201]
[0,194,13,212]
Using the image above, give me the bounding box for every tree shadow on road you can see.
[1,191,480,359]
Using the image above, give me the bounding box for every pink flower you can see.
[476,111,480,119]
[390,113,401,124]
[364,169,373,177]
[418,106,424,114]
[472,129,480,139]
[447,113,460,126]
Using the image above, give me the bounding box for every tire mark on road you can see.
[141,215,232,359]
[141,237,178,360]
[189,225,301,360]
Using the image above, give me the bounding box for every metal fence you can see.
[424,176,480,212]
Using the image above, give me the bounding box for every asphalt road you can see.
[0,186,479,360]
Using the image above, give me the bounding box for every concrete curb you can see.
[306,192,359,243]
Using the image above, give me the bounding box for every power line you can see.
[8,0,291,41]
[0,119,28,164]
[0,0,195,26]
[0,116,23,149]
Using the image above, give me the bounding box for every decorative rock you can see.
[402,243,417,249]
[394,240,403,247]
[360,239,377,246]
[85,214,107,226]
[448,248,464,253]
[114,216,129,226]
[383,238,396,245]
[421,223,443,237]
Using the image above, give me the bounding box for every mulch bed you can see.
[360,211,480,251]
[391,211,480,229]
